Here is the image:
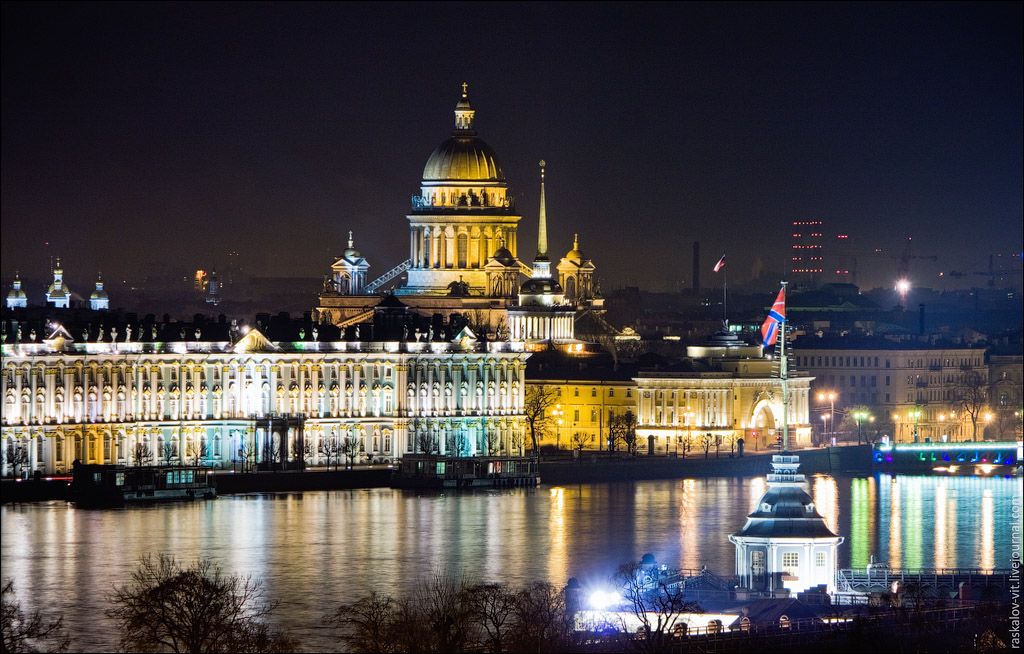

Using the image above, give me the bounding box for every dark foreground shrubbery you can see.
[325,573,577,654]
[1,579,69,653]
[106,554,297,653]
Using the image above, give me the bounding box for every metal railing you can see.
[836,567,1012,593]
[364,259,412,293]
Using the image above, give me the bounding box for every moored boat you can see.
[69,462,216,507]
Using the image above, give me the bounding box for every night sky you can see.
[2,2,1021,294]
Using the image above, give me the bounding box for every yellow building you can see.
[524,333,813,454]
[526,376,635,451]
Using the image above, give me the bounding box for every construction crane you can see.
[895,236,938,279]
[837,237,937,290]
[947,254,1024,288]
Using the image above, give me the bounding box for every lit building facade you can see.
[525,339,814,453]
[525,378,635,450]
[634,350,814,453]
[793,338,990,442]
[1,329,529,476]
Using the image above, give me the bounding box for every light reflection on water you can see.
[1,473,1019,653]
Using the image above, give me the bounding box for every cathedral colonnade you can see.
[0,341,529,476]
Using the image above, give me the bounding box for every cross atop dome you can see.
[454,81,475,130]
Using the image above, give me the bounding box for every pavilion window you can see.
[782,552,799,572]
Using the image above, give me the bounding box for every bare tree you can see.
[298,440,313,467]
[318,433,343,471]
[523,386,558,459]
[4,442,29,478]
[612,561,702,653]
[510,581,575,654]
[466,583,517,653]
[954,369,989,440]
[724,433,738,456]
[186,437,209,467]
[236,439,256,473]
[418,571,473,653]
[450,431,471,457]
[509,430,523,457]
[681,433,693,458]
[621,411,638,455]
[1,579,69,653]
[161,440,179,466]
[106,554,295,653]
[416,431,437,455]
[486,429,502,456]
[341,435,361,469]
[131,441,153,467]
[609,411,639,455]
[325,591,397,654]
[700,432,713,459]
[570,432,591,453]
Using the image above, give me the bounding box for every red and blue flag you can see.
[761,286,786,348]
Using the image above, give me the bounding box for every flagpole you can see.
[723,265,728,325]
[780,281,789,453]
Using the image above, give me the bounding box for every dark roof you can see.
[793,335,985,351]
[525,349,637,381]
[733,485,839,539]
[729,599,822,628]
[520,277,563,295]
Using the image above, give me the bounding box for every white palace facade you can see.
[1,330,529,476]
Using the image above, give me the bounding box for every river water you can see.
[2,473,1020,652]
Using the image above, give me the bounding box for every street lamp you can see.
[852,409,870,445]
[821,414,830,444]
[908,407,923,443]
[552,405,564,450]
[816,391,837,443]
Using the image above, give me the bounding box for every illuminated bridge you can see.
[837,566,1014,597]
[872,441,1021,475]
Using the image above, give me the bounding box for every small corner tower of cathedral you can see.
[328,231,371,295]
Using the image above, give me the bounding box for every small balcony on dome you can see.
[411,191,515,213]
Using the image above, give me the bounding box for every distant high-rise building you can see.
[205,269,221,305]
[790,220,824,286]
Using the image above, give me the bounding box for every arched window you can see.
[565,276,577,300]
[779,616,791,630]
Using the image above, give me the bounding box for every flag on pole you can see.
[761,285,786,347]
[713,255,726,272]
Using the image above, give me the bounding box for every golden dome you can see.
[422,83,505,183]
[422,136,505,182]
[564,233,584,263]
